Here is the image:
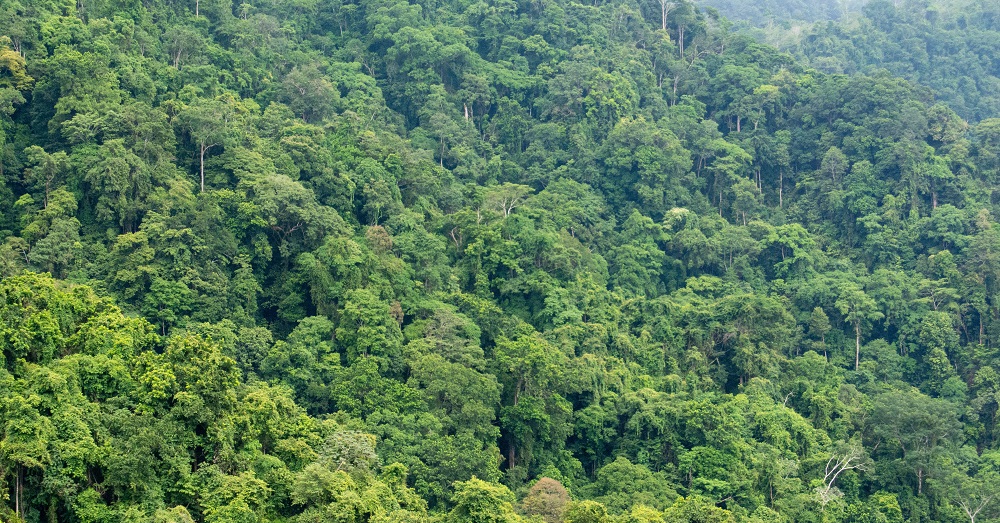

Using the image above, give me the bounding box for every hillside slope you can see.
[778,0,1000,122]
[3,0,1000,521]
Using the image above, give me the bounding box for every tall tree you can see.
[836,281,883,371]
[175,96,240,192]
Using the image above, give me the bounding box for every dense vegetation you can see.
[5,0,1000,521]
[777,0,1000,122]
[694,0,863,27]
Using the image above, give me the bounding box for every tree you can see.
[522,478,569,523]
[836,282,883,371]
[809,307,832,358]
[482,183,533,218]
[589,456,678,512]
[16,188,81,277]
[290,434,430,522]
[492,333,566,470]
[280,65,339,123]
[407,352,500,440]
[335,288,403,373]
[446,477,524,523]
[814,440,872,507]
[22,146,69,209]
[944,467,1000,523]
[176,96,240,192]
[248,173,347,258]
[163,26,208,70]
[418,85,464,168]
[78,138,153,232]
[318,430,377,475]
[563,500,612,523]
[821,146,849,184]
[670,1,698,59]
[870,390,962,495]
[661,496,735,523]
[0,393,54,520]
[657,0,676,31]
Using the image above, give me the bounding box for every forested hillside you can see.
[694,0,863,27]
[779,0,1000,122]
[4,0,1000,521]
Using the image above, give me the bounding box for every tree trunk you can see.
[200,143,206,192]
[196,0,200,16]
[16,464,22,519]
[855,322,861,371]
[678,25,685,58]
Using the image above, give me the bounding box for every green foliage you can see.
[662,496,736,523]
[781,0,1000,122]
[447,477,524,523]
[3,0,1000,521]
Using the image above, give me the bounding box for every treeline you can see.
[694,0,864,27]
[3,0,1000,521]
[777,0,1000,122]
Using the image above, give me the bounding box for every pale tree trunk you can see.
[779,170,783,208]
[678,24,685,58]
[658,0,674,31]
[855,322,861,371]
[959,494,994,523]
[16,464,22,519]
[200,143,207,192]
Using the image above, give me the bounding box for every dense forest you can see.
[5,0,1000,521]
[694,0,864,27]
[777,0,1000,122]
